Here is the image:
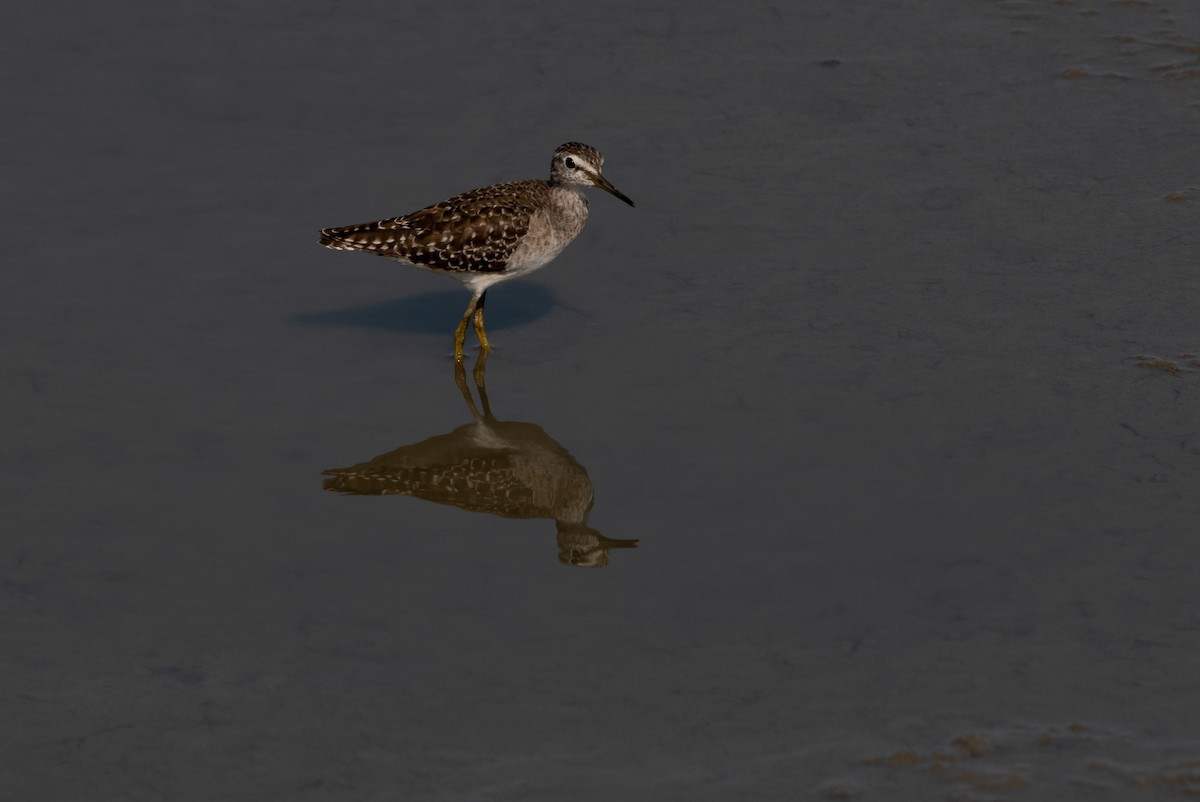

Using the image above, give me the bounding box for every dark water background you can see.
[6,2,1200,799]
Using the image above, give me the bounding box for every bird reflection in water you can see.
[322,354,637,567]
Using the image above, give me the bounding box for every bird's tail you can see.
[318,219,404,253]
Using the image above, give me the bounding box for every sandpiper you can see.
[319,142,634,361]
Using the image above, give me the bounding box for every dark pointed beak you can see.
[591,173,635,207]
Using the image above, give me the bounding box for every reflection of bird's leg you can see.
[455,358,483,422]
[471,290,492,354]
[473,350,493,419]
[454,291,483,363]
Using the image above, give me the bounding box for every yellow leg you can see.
[472,347,489,389]
[454,294,482,363]
[472,290,492,353]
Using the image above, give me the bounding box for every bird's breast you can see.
[505,189,589,274]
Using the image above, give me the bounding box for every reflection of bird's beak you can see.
[591,173,635,207]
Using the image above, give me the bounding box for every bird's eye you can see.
[564,157,576,169]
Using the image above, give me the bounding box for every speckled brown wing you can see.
[319,180,546,274]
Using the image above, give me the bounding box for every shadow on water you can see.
[293,283,558,334]
[322,353,637,567]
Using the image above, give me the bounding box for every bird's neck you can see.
[547,183,589,224]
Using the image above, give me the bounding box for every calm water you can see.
[6,2,1200,799]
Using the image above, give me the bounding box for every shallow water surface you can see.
[6,2,1200,799]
